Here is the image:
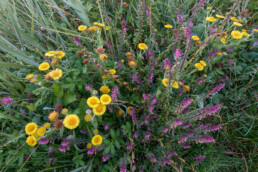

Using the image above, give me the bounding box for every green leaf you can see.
[26,103,36,111]
[53,82,63,98]
[63,92,77,106]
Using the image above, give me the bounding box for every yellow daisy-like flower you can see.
[45,51,55,57]
[207,7,212,10]
[242,29,246,32]
[215,14,225,19]
[84,114,92,122]
[164,24,173,28]
[162,78,169,87]
[253,29,258,32]
[233,22,243,27]
[36,127,46,136]
[38,62,50,71]
[50,68,62,80]
[91,135,102,146]
[106,26,110,30]
[218,52,222,56]
[192,35,200,41]
[200,60,207,66]
[204,74,207,78]
[55,51,65,59]
[121,59,125,63]
[30,78,37,83]
[231,30,242,39]
[221,38,226,44]
[109,69,116,75]
[206,17,216,22]
[48,111,59,121]
[87,143,92,149]
[98,23,105,28]
[26,74,33,79]
[100,94,112,105]
[25,122,38,135]
[87,96,100,108]
[171,81,179,89]
[78,25,87,31]
[129,61,136,67]
[26,136,37,146]
[44,122,51,128]
[230,17,239,22]
[102,75,107,79]
[138,43,148,50]
[93,129,98,135]
[61,108,68,114]
[99,54,108,61]
[195,63,204,71]
[242,32,250,37]
[63,114,80,130]
[183,85,190,92]
[100,86,110,93]
[93,103,106,116]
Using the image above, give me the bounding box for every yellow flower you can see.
[242,29,246,32]
[61,108,68,114]
[109,69,116,75]
[164,24,173,28]
[36,127,46,136]
[44,122,51,128]
[242,32,250,37]
[221,38,226,44]
[84,114,92,122]
[87,96,100,108]
[192,35,200,41]
[99,54,108,61]
[231,30,242,39]
[50,68,62,80]
[55,51,65,59]
[93,103,106,116]
[38,62,50,71]
[121,59,125,63]
[63,114,80,130]
[100,86,110,93]
[100,94,112,105]
[87,143,92,149]
[78,25,87,31]
[102,75,107,79]
[98,23,105,28]
[26,136,37,146]
[195,63,204,71]
[26,74,33,79]
[183,85,190,91]
[127,107,134,115]
[215,14,225,19]
[200,60,207,66]
[93,22,99,25]
[253,29,258,32]
[25,122,38,135]
[91,134,102,146]
[93,129,98,135]
[106,26,110,30]
[118,109,123,116]
[138,43,148,50]
[162,78,169,87]
[218,52,222,56]
[171,81,179,89]
[207,7,212,10]
[45,51,55,57]
[204,74,207,77]
[233,22,243,27]
[230,17,239,22]
[129,61,136,67]
[87,27,97,32]
[30,78,37,83]
[206,17,216,22]
[48,111,59,121]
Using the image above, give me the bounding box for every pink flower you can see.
[1,97,12,106]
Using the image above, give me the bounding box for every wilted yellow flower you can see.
[164,24,173,28]
[162,78,169,87]
[138,43,148,50]
[215,14,225,19]
[233,22,243,27]
[44,122,51,128]
[30,78,37,83]
[26,74,33,79]
[63,114,80,130]
[183,85,190,92]
[50,68,62,80]
[109,69,116,75]
[78,25,87,31]
[206,17,216,22]
[93,129,98,135]
[231,30,242,39]
[48,111,59,121]
[91,135,102,145]
[93,103,106,116]
[87,143,92,149]
[192,35,200,41]
[99,54,108,61]
[129,61,136,67]
[61,108,68,114]
[195,63,204,71]
[87,96,100,108]
[25,122,38,135]
[100,86,110,93]
[38,62,50,71]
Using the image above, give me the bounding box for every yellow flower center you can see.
[67,117,77,125]
[96,105,103,112]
